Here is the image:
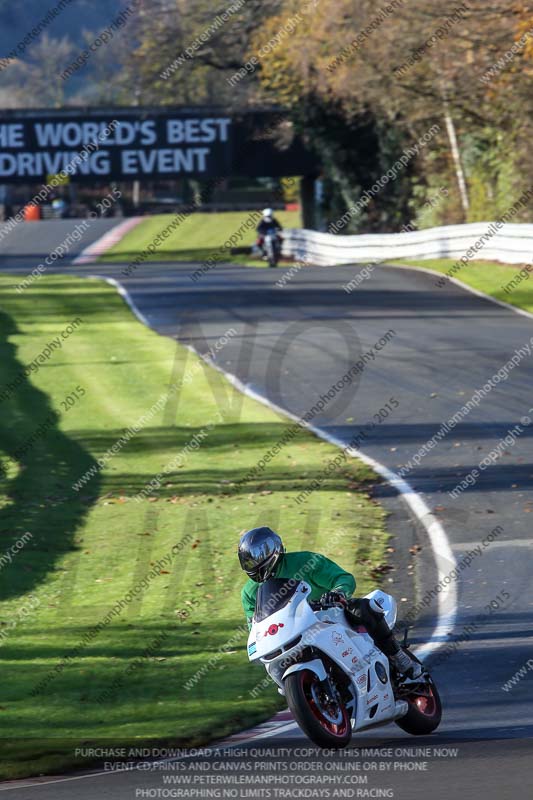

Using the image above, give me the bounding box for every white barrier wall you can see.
[282,223,533,267]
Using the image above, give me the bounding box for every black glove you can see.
[320,591,347,608]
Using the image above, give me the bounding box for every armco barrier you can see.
[281,222,533,267]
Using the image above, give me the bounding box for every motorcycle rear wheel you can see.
[394,653,442,735]
[285,669,352,748]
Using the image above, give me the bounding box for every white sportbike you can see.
[247,578,442,747]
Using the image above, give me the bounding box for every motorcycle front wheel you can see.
[284,669,352,748]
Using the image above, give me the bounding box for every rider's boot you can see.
[347,598,423,679]
[370,613,423,679]
[389,648,423,679]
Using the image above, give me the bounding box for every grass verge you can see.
[0,273,386,779]
[389,258,533,314]
[100,210,302,268]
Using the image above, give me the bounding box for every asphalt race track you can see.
[1,221,533,799]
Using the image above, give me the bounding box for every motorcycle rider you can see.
[238,526,423,679]
[256,208,283,255]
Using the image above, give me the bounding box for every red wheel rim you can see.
[407,682,438,718]
[300,671,349,737]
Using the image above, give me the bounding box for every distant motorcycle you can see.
[247,579,442,747]
[259,228,282,268]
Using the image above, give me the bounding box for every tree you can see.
[252,0,533,227]
[121,0,282,106]
[0,33,75,108]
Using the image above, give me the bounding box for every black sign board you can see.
[0,107,316,184]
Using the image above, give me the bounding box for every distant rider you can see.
[256,208,283,253]
[238,526,422,679]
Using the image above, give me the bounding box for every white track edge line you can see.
[87,275,151,328]
[89,273,458,657]
[186,352,458,661]
[384,261,533,323]
[241,721,300,742]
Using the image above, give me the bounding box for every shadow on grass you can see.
[0,618,282,779]
[0,308,101,601]
[62,422,374,499]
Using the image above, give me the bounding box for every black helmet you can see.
[238,526,284,582]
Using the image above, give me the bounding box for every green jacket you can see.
[241,550,356,623]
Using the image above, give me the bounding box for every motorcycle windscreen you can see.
[254,578,300,623]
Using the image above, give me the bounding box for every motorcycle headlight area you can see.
[262,635,303,661]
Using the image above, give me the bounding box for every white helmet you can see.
[262,208,273,219]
